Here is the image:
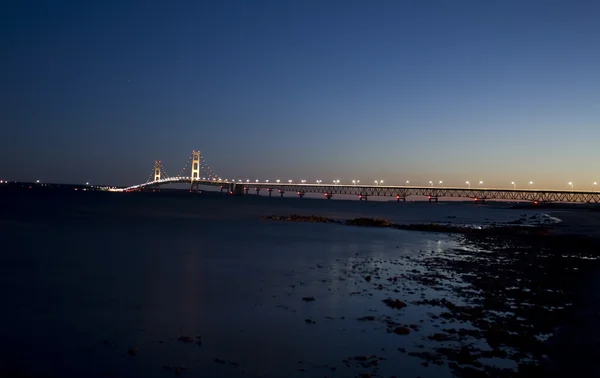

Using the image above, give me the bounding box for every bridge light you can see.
[288,180,292,183]
[568,181,574,190]
[276,179,280,183]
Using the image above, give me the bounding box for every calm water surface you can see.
[0,194,546,377]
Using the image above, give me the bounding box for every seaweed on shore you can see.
[410,230,600,377]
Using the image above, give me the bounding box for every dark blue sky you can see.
[2,0,599,189]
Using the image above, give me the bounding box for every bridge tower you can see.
[190,150,201,192]
[190,151,201,180]
[151,160,163,192]
[153,161,162,181]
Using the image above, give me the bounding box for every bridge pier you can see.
[325,193,332,200]
[297,191,304,199]
[190,181,201,193]
[244,187,249,196]
[396,195,406,202]
[359,194,367,201]
[255,187,260,196]
[279,190,284,198]
[267,188,273,197]
[428,196,438,203]
[229,183,245,196]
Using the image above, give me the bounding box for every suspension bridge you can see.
[113,150,600,204]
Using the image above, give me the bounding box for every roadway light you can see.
[246,179,250,183]
[266,180,269,183]
[479,181,483,187]
[276,179,280,183]
[301,179,306,184]
[594,182,598,191]
[36,180,40,183]
[352,180,356,186]
[380,180,384,185]
[86,182,89,185]
[288,180,292,183]
[256,179,259,183]
[406,180,409,185]
[529,181,533,189]
[466,181,470,189]
[438,181,443,186]
[568,181,574,190]
[429,181,433,187]
[316,180,322,184]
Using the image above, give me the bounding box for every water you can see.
[0,193,555,377]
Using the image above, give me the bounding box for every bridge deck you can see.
[114,178,600,204]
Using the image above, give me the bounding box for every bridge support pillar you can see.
[255,188,260,196]
[396,195,406,202]
[229,183,245,196]
[428,196,438,203]
[267,188,273,197]
[297,191,304,199]
[244,187,249,196]
[279,190,284,198]
[359,195,367,201]
[325,193,332,200]
[190,181,201,194]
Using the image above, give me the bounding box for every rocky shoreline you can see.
[261,214,554,235]
[262,214,600,377]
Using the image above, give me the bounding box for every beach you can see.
[0,192,599,377]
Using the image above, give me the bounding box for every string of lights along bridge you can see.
[114,150,600,204]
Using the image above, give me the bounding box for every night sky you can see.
[2,0,599,189]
